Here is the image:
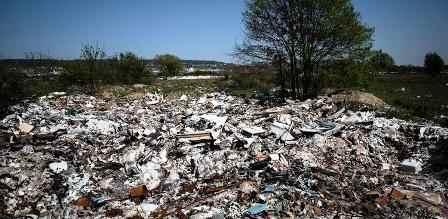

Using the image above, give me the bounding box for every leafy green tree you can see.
[154,54,184,77]
[369,50,395,73]
[321,57,372,89]
[236,0,374,98]
[424,52,445,76]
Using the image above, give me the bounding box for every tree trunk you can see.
[278,59,286,100]
[289,56,297,98]
[303,60,313,99]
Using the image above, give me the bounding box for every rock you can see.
[399,159,422,174]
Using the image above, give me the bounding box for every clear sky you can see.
[1,0,447,65]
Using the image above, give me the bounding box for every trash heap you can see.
[1,92,448,218]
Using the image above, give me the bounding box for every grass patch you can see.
[365,74,448,124]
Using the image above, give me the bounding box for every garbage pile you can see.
[1,92,448,218]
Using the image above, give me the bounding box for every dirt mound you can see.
[331,90,387,109]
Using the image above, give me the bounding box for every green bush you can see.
[114,52,149,84]
[61,46,152,94]
[424,52,445,76]
[0,65,27,114]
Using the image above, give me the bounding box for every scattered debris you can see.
[1,92,448,218]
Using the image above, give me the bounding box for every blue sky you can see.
[1,0,447,65]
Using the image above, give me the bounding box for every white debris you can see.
[200,114,228,138]
[400,158,423,174]
[17,122,34,134]
[189,206,224,219]
[139,161,161,190]
[180,94,188,101]
[85,119,118,135]
[270,122,294,141]
[49,161,68,174]
[338,111,374,124]
[140,201,158,217]
[49,92,66,97]
[419,127,427,139]
[242,126,266,135]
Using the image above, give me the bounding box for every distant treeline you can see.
[0,58,228,67]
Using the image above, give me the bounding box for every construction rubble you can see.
[1,92,448,218]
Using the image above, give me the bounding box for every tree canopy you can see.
[236,0,373,98]
[369,50,395,73]
[154,54,184,77]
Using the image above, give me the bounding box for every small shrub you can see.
[111,87,129,98]
[424,52,445,76]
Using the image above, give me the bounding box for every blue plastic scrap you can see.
[262,185,274,194]
[246,203,268,215]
